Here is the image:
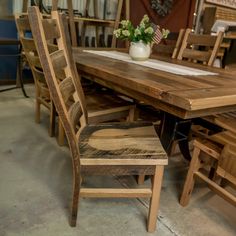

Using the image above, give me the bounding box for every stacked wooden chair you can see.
[180,116,236,207]
[28,6,168,232]
[16,13,136,145]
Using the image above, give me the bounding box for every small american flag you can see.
[151,23,163,45]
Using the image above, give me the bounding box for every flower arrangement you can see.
[113,15,169,45]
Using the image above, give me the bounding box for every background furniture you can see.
[152,29,185,59]
[51,0,129,48]
[0,1,18,84]
[0,20,28,97]
[180,116,236,207]
[202,6,236,68]
[202,6,236,34]
[0,0,28,96]
[177,28,224,66]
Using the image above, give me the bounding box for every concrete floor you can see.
[0,85,235,236]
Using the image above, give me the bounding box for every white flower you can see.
[144,27,154,34]
[134,28,141,36]
[113,29,121,38]
[142,14,149,23]
[162,29,170,39]
[122,30,130,37]
[120,20,129,28]
[139,22,145,28]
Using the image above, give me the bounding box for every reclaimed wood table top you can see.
[73,49,236,119]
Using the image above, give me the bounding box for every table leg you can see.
[0,45,28,98]
[17,48,29,98]
[159,112,192,161]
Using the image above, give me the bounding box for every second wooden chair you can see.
[180,116,236,207]
[177,28,224,66]
[15,14,57,137]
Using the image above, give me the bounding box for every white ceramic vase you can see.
[129,41,151,61]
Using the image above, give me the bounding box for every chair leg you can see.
[129,106,147,183]
[57,118,65,146]
[147,165,164,233]
[126,106,138,122]
[70,172,81,227]
[35,99,40,123]
[49,102,56,137]
[137,175,145,185]
[179,146,201,206]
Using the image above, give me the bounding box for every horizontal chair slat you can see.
[16,17,31,31]
[81,158,168,166]
[21,38,36,51]
[195,171,236,207]
[80,188,153,198]
[42,19,60,41]
[81,165,156,175]
[182,48,210,62]
[50,49,67,71]
[188,34,217,46]
[26,53,41,68]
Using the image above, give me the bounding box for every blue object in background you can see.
[0,19,18,81]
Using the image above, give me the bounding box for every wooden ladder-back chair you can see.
[18,15,136,146]
[28,6,168,232]
[15,14,57,137]
[177,28,224,66]
[52,1,136,146]
[180,116,236,207]
[152,29,185,59]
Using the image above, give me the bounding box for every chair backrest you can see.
[152,29,185,59]
[28,6,88,166]
[22,0,28,13]
[215,117,236,184]
[17,10,87,111]
[15,14,46,91]
[217,145,236,184]
[177,28,224,66]
[51,0,59,11]
[52,0,78,47]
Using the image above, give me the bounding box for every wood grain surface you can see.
[74,49,236,119]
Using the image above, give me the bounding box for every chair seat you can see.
[204,111,236,124]
[85,91,132,112]
[79,122,168,166]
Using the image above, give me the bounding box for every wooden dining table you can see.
[73,49,236,159]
